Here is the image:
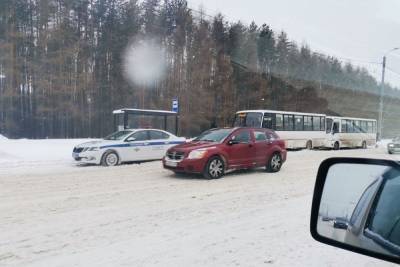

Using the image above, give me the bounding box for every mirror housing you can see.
[125,137,136,142]
[228,139,239,145]
[311,157,400,264]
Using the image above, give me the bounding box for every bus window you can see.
[367,121,373,133]
[373,121,377,133]
[262,113,274,129]
[347,120,352,133]
[326,118,333,133]
[341,120,347,133]
[275,114,284,131]
[361,121,367,133]
[354,120,361,133]
[313,116,320,131]
[295,115,303,131]
[284,115,294,131]
[321,117,325,131]
[246,113,263,127]
[304,116,312,131]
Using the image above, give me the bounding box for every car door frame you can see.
[253,129,272,166]
[225,128,256,168]
[148,130,173,160]
[123,130,152,161]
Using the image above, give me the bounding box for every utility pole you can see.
[378,56,386,141]
[378,47,399,140]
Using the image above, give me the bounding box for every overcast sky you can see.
[187,0,400,88]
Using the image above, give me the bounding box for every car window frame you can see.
[253,130,268,142]
[364,170,400,252]
[149,130,170,140]
[126,130,149,142]
[231,129,252,144]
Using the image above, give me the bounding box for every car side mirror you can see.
[125,137,136,142]
[310,157,400,264]
[228,138,239,146]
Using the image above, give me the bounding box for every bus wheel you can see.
[306,140,313,150]
[362,141,367,149]
[333,142,340,150]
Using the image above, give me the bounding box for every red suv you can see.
[163,127,287,179]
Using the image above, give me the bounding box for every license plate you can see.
[165,160,178,167]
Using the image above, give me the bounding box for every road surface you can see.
[0,144,398,266]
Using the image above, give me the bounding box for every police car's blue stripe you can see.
[100,141,184,149]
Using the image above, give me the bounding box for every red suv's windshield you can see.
[194,128,233,142]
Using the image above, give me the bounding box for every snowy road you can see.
[0,140,399,266]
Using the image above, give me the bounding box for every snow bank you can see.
[0,134,8,140]
[377,139,392,148]
[0,138,97,175]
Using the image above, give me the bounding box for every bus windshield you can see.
[233,112,263,127]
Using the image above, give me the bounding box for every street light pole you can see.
[378,56,386,141]
[378,47,399,140]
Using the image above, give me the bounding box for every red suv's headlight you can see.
[187,149,208,159]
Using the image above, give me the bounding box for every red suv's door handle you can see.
[248,143,253,147]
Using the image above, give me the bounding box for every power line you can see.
[386,66,400,78]
[314,50,382,65]
[335,57,381,65]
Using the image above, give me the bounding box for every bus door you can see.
[332,121,339,134]
[326,118,333,134]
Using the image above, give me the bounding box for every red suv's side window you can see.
[234,130,251,143]
[254,130,268,142]
[266,131,279,140]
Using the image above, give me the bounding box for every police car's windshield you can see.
[104,131,132,140]
[194,129,233,142]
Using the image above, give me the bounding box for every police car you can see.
[72,129,186,166]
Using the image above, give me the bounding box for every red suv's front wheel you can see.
[204,156,225,179]
[267,153,282,172]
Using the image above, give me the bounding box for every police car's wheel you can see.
[101,150,119,166]
[204,156,224,179]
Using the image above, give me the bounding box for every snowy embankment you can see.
[377,138,392,148]
[0,138,96,175]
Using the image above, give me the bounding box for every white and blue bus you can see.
[325,116,377,150]
[234,110,327,149]
[233,110,377,150]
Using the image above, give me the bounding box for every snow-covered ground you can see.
[0,138,97,176]
[0,139,399,266]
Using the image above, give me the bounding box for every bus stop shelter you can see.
[113,108,179,135]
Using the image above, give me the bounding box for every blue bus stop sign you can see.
[172,98,179,113]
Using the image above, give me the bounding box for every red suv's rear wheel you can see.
[204,156,225,179]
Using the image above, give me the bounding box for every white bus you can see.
[233,110,327,149]
[233,110,377,150]
[325,116,377,150]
